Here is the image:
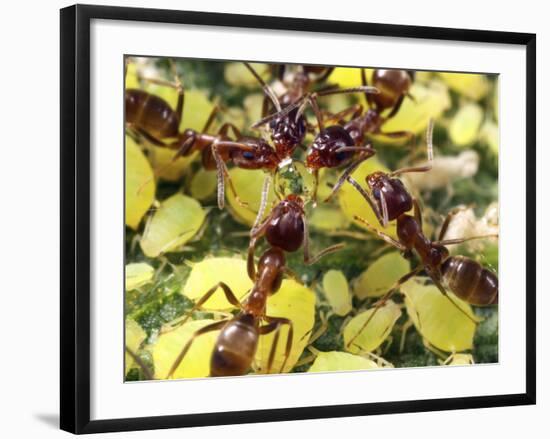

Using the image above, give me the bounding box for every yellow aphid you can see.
[190,168,217,200]
[449,102,484,147]
[328,67,372,89]
[308,351,379,373]
[243,93,265,125]
[443,353,475,366]
[182,257,253,310]
[152,319,220,379]
[480,119,499,155]
[225,62,270,88]
[401,278,477,352]
[125,61,141,89]
[438,72,490,101]
[322,270,352,316]
[125,318,146,375]
[343,300,401,354]
[338,157,398,238]
[353,252,410,299]
[403,150,479,192]
[380,80,451,138]
[125,263,155,291]
[125,136,155,230]
[226,168,277,226]
[140,194,206,257]
[255,279,316,373]
[309,205,350,231]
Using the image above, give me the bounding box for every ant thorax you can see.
[306,125,355,169]
[367,172,413,221]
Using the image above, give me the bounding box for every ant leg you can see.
[427,273,480,325]
[361,68,373,108]
[390,119,434,176]
[125,346,154,380]
[244,62,281,112]
[324,103,364,124]
[202,105,220,133]
[346,176,385,227]
[178,281,244,328]
[218,122,242,140]
[261,316,294,373]
[346,267,422,348]
[353,215,407,251]
[434,234,498,246]
[303,214,345,265]
[413,198,423,231]
[385,94,405,119]
[324,147,376,203]
[252,174,271,231]
[211,141,255,209]
[437,206,470,240]
[283,267,304,285]
[166,320,227,379]
[247,210,275,280]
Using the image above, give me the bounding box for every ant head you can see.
[306,126,354,169]
[366,171,390,193]
[232,138,279,170]
[370,69,412,111]
[269,107,307,157]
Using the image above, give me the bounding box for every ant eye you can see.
[335,151,347,161]
[372,188,381,199]
[243,151,255,160]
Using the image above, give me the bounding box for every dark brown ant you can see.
[345,121,498,347]
[125,59,283,209]
[255,68,415,203]
[166,247,294,378]
[247,193,344,282]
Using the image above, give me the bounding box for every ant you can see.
[125,59,284,209]
[256,68,416,203]
[166,247,294,378]
[247,192,344,282]
[345,121,498,347]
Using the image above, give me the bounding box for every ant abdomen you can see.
[441,255,498,306]
[125,89,180,139]
[210,314,259,377]
[369,69,412,111]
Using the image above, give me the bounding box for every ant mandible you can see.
[166,247,294,378]
[345,121,498,347]
[125,59,283,209]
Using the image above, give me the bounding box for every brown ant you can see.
[166,247,294,378]
[247,192,344,282]
[345,121,498,347]
[255,68,416,203]
[125,59,284,209]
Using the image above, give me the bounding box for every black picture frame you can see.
[60,4,536,434]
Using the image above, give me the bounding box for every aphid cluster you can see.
[124,58,499,380]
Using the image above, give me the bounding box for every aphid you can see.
[345,122,497,346]
[140,193,206,258]
[343,300,402,354]
[125,263,155,291]
[125,318,146,377]
[401,279,477,354]
[448,102,484,147]
[322,270,352,316]
[308,350,380,373]
[402,150,479,193]
[125,135,156,230]
[166,247,295,378]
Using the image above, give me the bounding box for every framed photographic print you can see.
[60,4,536,434]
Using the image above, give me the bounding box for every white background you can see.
[0,0,546,438]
